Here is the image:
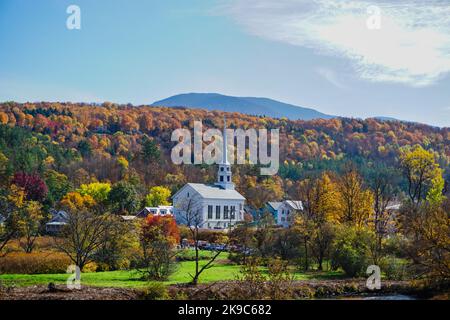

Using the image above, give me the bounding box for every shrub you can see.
[196,230,227,243]
[230,257,294,300]
[141,282,170,300]
[380,256,410,280]
[266,258,294,300]
[331,225,376,277]
[82,262,98,273]
[231,257,266,300]
[382,234,408,258]
[0,252,71,274]
[176,249,214,261]
[227,252,242,264]
[95,259,130,272]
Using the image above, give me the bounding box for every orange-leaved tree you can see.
[142,214,180,246]
[139,214,180,280]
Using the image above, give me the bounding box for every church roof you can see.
[182,183,245,200]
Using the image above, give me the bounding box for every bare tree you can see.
[176,196,226,285]
[54,209,116,271]
[367,165,399,262]
[402,202,450,282]
[138,237,178,281]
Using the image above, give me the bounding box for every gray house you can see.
[45,210,69,234]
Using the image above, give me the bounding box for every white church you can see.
[173,120,246,230]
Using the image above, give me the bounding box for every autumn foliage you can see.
[11,172,48,202]
[142,214,180,246]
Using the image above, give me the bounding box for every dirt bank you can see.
[170,279,424,300]
[0,280,447,300]
[0,284,140,300]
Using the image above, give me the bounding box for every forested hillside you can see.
[0,101,449,209]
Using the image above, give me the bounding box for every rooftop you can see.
[267,202,283,210]
[284,200,303,210]
[185,183,245,200]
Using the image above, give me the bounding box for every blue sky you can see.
[0,0,449,127]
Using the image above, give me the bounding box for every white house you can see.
[173,119,246,230]
[136,206,174,218]
[266,200,303,228]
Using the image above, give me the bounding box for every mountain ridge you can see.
[152,93,335,121]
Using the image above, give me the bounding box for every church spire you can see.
[215,116,234,190]
[222,116,229,165]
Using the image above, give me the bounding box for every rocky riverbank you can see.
[170,279,438,300]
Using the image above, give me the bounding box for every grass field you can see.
[0,255,344,288]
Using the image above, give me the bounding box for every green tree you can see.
[331,225,377,277]
[45,170,72,206]
[108,181,139,215]
[229,222,255,265]
[141,137,160,163]
[93,215,137,271]
[0,152,8,183]
[77,140,92,158]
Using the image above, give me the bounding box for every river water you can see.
[335,294,416,300]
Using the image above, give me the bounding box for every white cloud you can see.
[316,67,347,89]
[222,0,450,86]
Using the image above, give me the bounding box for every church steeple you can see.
[215,117,234,190]
[222,117,230,165]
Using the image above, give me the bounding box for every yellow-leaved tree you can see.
[145,186,172,207]
[399,145,445,207]
[334,165,374,228]
[296,173,340,270]
[18,200,44,253]
[60,192,97,211]
[77,182,111,206]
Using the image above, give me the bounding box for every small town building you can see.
[136,206,174,218]
[45,210,69,234]
[265,200,303,228]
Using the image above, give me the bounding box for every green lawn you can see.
[0,253,344,288]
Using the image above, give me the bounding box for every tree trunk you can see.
[318,254,323,271]
[304,238,308,271]
[190,235,200,285]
